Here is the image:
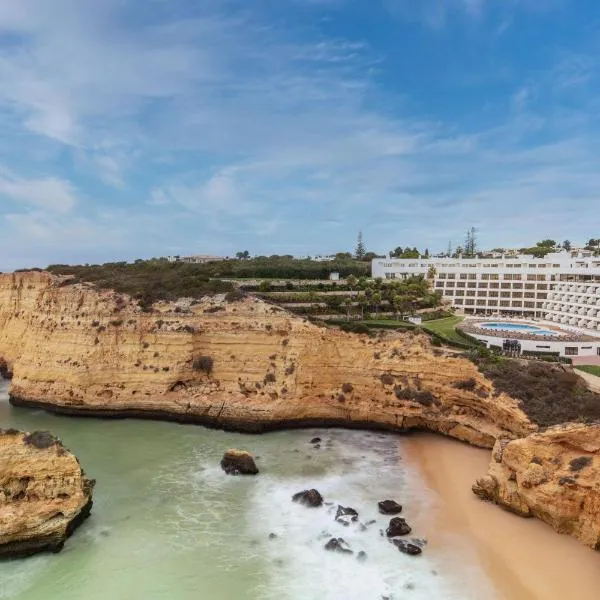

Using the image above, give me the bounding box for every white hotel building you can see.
[371,251,600,334]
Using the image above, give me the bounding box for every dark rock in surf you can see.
[378,499,402,515]
[386,517,411,537]
[356,550,368,562]
[392,539,422,556]
[335,505,359,526]
[220,449,259,475]
[310,437,322,444]
[292,488,323,507]
[324,537,353,554]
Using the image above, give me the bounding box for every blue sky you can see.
[0,0,599,268]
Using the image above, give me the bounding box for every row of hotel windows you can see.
[437,273,549,281]
[453,299,545,308]
[443,290,547,298]
[436,282,548,290]
[389,263,562,269]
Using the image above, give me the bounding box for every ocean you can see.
[0,381,497,599]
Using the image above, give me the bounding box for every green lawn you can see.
[422,316,470,345]
[363,319,415,328]
[575,365,600,377]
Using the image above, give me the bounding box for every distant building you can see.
[372,250,600,334]
[329,272,340,281]
[165,255,226,264]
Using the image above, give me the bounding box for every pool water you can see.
[479,322,558,336]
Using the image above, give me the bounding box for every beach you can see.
[404,433,600,600]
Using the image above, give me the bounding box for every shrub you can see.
[380,373,395,386]
[394,386,411,400]
[413,390,437,406]
[225,289,246,302]
[342,382,353,394]
[454,378,477,391]
[569,456,592,472]
[193,356,214,374]
[339,322,371,335]
[264,372,276,384]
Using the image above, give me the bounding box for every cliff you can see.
[0,429,94,558]
[473,423,600,550]
[0,271,534,448]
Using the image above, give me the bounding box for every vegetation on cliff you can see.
[474,357,600,427]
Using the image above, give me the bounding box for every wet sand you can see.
[404,433,600,600]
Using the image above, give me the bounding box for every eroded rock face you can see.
[0,272,534,449]
[473,423,600,550]
[220,449,259,475]
[0,429,94,558]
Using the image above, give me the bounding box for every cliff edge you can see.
[0,271,534,447]
[473,423,600,550]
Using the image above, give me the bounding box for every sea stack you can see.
[0,429,95,559]
[220,449,259,475]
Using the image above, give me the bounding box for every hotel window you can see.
[447,273,456,279]
[513,283,523,289]
[500,300,510,307]
[488,300,498,306]
[490,282,500,289]
[454,298,464,305]
[537,275,546,281]
[477,291,488,297]
[488,291,499,298]
[468,274,477,280]
[438,273,447,279]
[537,284,548,290]
[456,282,466,288]
[553,264,560,268]
[478,282,488,288]
[468,282,477,288]
[455,290,465,296]
[529,264,537,268]
[467,290,476,297]
[501,283,511,289]
[511,301,523,307]
[512,292,523,298]
[524,301,535,308]
[565,347,579,356]
[465,299,475,306]
[524,292,535,298]
[501,291,511,298]
[481,274,490,280]
[536,302,546,308]
[435,282,444,288]
[537,293,547,299]
[460,273,468,280]
[525,284,535,290]
[527,274,537,281]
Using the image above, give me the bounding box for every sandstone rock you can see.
[324,537,353,554]
[473,423,600,550]
[0,272,534,449]
[386,517,412,537]
[220,449,259,475]
[335,505,359,526]
[292,489,323,507]
[0,429,94,559]
[378,500,402,515]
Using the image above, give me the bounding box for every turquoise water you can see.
[0,381,497,599]
[479,323,557,336]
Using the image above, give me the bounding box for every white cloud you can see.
[0,174,78,213]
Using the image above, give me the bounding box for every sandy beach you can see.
[404,433,600,600]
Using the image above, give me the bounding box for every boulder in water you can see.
[386,517,411,537]
[324,537,353,554]
[392,539,422,556]
[292,488,323,507]
[378,499,402,515]
[335,505,359,526]
[220,449,259,475]
[356,550,368,562]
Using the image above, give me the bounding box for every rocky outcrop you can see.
[292,489,324,507]
[0,272,534,449]
[0,429,94,558]
[378,500,402,515]
[473,423,600,550]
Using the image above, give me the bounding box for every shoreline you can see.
[403,433,600,600]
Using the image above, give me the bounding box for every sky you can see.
[1,0,600,268]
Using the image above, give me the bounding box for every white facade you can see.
[372,251,600,332]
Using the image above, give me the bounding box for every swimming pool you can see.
[478,322,559,336]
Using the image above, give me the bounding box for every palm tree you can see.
[427,265,437,280]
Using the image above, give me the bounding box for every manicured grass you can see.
[422,316,471,345]
[364,319,415,328]
[575,365,600,377]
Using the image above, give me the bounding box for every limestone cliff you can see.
[0,271,534,448]
[473,423,600,550]
[0,429,94,558]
